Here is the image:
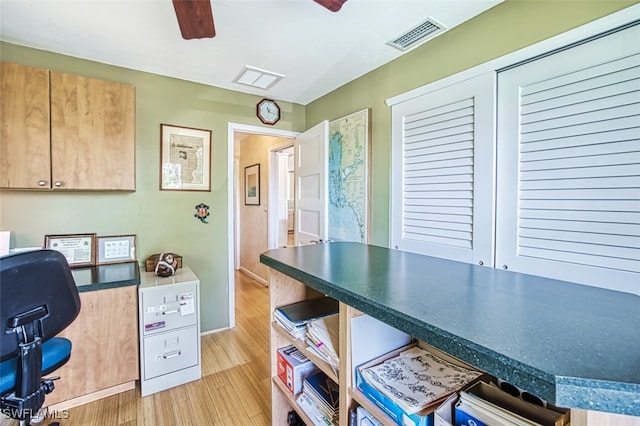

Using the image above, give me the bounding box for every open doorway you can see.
[227,123,298,328]
[268,145,295,249]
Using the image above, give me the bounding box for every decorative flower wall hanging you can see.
[195,203,210,223]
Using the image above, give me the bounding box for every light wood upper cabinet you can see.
[0,62,136,191]
[0,62,51,189]
[50,71,135,190]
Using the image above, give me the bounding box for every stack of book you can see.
[296,371,339,426]
[306,313,340,374]
[274,296,339,340]
[360,345,483,415]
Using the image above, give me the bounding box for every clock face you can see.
[257,99,280,125]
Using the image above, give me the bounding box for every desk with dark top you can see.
[260,242,640,417]
[71,260,140,292]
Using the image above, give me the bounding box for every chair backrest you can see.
[0,250,81,362]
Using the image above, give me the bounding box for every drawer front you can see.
[141,284,197,335]
[143,326,199,380]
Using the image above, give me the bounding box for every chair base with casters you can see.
[1,250,81,426]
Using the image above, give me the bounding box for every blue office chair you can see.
[0,250,81,426]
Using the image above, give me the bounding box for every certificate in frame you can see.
[160,123,212,191]
[97,234,137,265]
[44,233,96,268]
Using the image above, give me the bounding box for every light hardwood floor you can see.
[1,271,271,426]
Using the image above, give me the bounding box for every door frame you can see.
[227,122,298,328]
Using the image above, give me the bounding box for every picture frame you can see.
[244,163,261,205]
[160,123,212,191]
[97,234,137,265]
[44,233,96,268]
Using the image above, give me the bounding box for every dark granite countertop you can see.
[260,242,640,416]
[71,261,140,292]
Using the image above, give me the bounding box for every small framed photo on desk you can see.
[45,233,96,268]
[96,234,137,265]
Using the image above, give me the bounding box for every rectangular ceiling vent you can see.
[387,18,445,51]
[233,65,284,90]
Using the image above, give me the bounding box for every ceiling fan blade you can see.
[312,0,348,12]
[172,0,215,39]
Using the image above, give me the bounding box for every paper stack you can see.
[274,296,339,340]
[306,313,340,374]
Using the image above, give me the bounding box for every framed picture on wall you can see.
[160,123,212,191]
[244,163,260,205]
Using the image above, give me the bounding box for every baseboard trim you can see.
[238,266,268,286]
[48,380,136,412]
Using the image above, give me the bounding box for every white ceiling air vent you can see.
[387,18,445,51]
[233,65,285,90]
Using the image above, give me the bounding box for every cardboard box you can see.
[434,393,458,426]
[277,345,318,395]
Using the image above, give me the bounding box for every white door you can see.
[276,152,289,247]
[294,120,329,245]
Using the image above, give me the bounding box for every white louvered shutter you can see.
[391,73,495,265]
[496,24,640,294]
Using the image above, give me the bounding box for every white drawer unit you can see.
[138,265,201,396]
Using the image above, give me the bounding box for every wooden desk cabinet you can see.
[0,61,135,191]
[47,285,139,410]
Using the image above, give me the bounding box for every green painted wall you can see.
[0,43,306,332]
[305,0,638,248]
[0,0,636,331]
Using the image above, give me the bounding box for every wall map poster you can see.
[328,108,370,243]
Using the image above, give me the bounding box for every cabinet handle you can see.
[38,180,47,186]
[162,309,179,315]
[162,350,181,359]
[54,181,63,187]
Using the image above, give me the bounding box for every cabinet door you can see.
[50,72,135,190]
[0,62,51,189]
[46,285,139,406]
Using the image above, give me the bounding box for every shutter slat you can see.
[519,199,639,212]
[521,91,640,124]
[520,187,640,200]
[520,127,639,152]
[519,228,640,248]
[521,53,640,101]
[520,163,639,180]
[520,116,640,143]
[518,246,639,273]
[521,140,639,162]
[520,208,640,224]
[520,218,640,235]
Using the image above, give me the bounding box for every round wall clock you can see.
[256,98,281,125]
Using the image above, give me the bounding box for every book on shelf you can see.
[306,313,340,374]
[296,392,334,426]
[455,381,569,426]
[360,345,483,415]
[274,296,339,340]
[301,370,340,424]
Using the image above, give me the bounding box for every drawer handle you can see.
[162,350,181,359]
[163,309,179,315]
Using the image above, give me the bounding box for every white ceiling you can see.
[0,0,503,105]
